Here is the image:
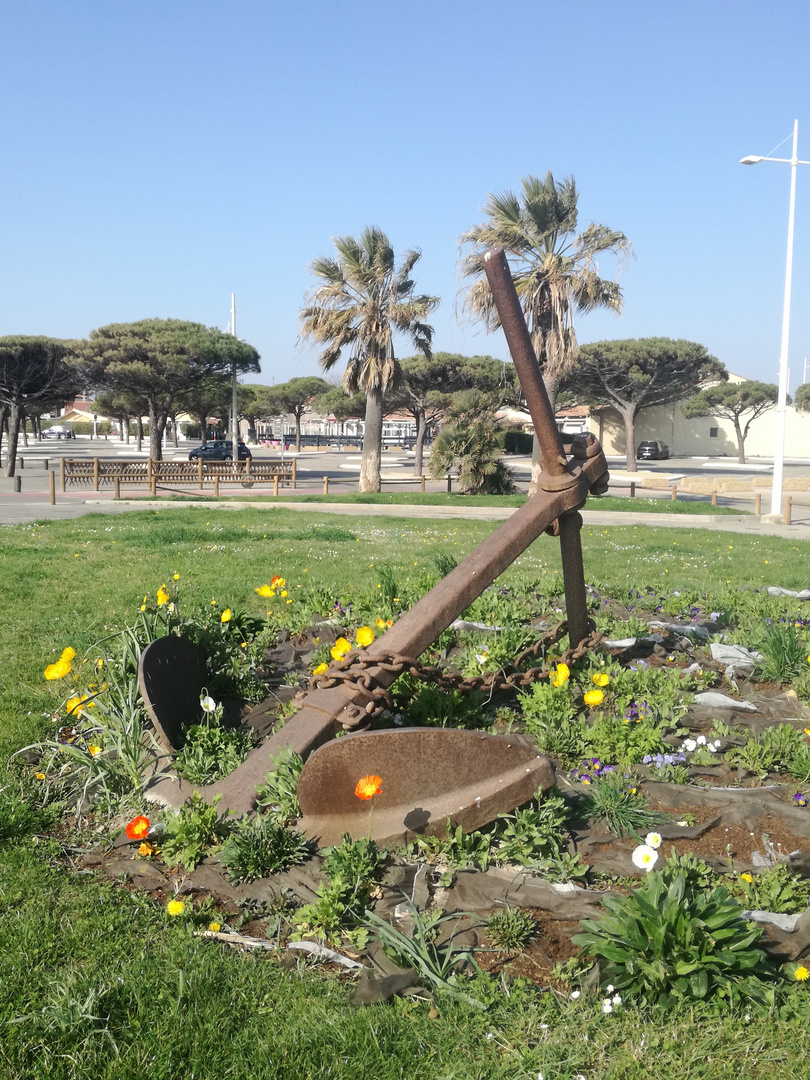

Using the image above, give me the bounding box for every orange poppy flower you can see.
[354,775,383,800]
[125,815,150,840]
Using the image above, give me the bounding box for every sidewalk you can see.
[2,464,809,540]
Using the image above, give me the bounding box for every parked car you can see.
[43,425,70,439]
[637,440,670,460]
[188,440,252,462]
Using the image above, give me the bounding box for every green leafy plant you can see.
[755,622,809,683]
[160,792,231,871]
[576,771,668,837]
[486,907,537,950]
[364,906,484,1006]
[572,871,778,1009]
[658,850,718,891]
[731,865,810,915]
[519,680,583,757]
[254,748,304,822]
[293,834,386,943]
[173,716,254,785]
[218,815,312,883]
[494,790,571,865]
[393,678,491,730]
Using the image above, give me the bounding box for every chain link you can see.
[307,620,604,729]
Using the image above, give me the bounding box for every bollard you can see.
[214,476,220,497]
[114,475,121,499]
[786,496,793,525]
[43,458,49,471]
[421,474,426,493]
[198,457,204,488]
[323,475,329,495]
[93,457,100,492]
[292,459,297,490]
[273,475,279,497]
[13,476,21,493]
[446,474,452,493]
[60,457,66,492]
[755,492,761,515]
[711,489,717,507]
[671,485,677,501]
[18,457,23,469]
[49,470,55,506]
[629,481,636,498]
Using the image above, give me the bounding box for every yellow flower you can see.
[44,657,72,681]
[592,673,610,687]
[795,965,810,982]
[35,772,46,780]
[375,618,387,628]
[87,744,102,757]
[173,573,180,580]
[312,663,329,675]
[583,689,604,708]
[331,637,352,662]
[166,899,186,917]
[255,584,274,598]
[157,586,169,606]
[221,608,232,623]
[549,662,570,688]
[138,842,154,857]
[356,626,375,648]
[61,647,76,662]
[209,921,222,933]
[740,873,753,883]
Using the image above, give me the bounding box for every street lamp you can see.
[741,120,810,517]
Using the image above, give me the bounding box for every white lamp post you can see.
[741,120,810,517]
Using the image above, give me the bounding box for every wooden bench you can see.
[60,457,296,496]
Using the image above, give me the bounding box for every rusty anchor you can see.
[140,248,609,845]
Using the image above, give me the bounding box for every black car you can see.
[188,441,252,462]
[637,440,670,460]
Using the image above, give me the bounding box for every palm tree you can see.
[300,227,439,491]
[459,173,630,488]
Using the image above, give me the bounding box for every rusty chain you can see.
[307,620,604,729]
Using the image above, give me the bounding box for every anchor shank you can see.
[481,247,568,477]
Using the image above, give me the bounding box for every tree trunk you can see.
[4,402,21,477]
[359,387,383,492]
[622,405,638,472]
[136,417,143,453]
[413,409,426,475]
[0,405,6,466]
[527,373,559,496]
[295,414,302,453]
[734,418,746,464]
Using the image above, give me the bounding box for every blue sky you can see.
[2,0,810,389]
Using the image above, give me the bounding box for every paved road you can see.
[2,439,809,539]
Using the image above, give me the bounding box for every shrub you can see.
[219,816,312,883]
[487,907,537,950]
[572,871,778,1009]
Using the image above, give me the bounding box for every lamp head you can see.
[740,155,763,165]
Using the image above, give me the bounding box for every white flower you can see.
[602,1001,613,1014]
[606,984,614,992]
[612,993,622,1005]
[485,1033,494,1042]
[709,740,721,752]
[696,735,707,746]
[683,738,697,752]
[570,989,581,999]
[200,695,217,713]
[631,844,659,872]
[644,832,663,850]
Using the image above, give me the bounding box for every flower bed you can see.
[17,568,810,1010]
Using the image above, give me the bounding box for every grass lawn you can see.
[153,491,745,515]
[2,506,810,1078]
